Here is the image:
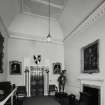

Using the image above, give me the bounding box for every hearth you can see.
[79,85,100,105]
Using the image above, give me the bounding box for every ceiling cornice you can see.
[64,0,105,41]
[9,31,64,45]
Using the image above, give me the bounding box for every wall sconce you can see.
[33,54,41,64]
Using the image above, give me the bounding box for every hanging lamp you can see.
[47,0,51,41]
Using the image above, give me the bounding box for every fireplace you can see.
[78,76,104,105]
[79,85,100,105]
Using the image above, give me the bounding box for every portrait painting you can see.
[0,32,4,73]
[81,40,99,73]
[9,60,22,75]
[53,62,62,74]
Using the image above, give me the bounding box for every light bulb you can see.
[47,33,51,42]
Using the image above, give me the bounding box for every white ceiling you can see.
[7,0,105,42]
[21,0,105,39]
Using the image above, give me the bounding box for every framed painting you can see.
[53,62,62,74]
[81,40,99,73]
[9,60,22,75]
[0,32,4,73]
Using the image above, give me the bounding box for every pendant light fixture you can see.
[47,0,51,41]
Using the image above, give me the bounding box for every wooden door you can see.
[30,66,44,96]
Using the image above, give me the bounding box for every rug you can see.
[23,96,60,105]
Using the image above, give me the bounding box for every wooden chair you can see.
[16,86,26,104]
[49,84,58,95]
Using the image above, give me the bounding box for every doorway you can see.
[30,66,44,96]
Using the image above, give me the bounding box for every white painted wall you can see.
[0,0,19,27]
[7,38,64,87]
[64,10,105,101]
[7,13,64,87]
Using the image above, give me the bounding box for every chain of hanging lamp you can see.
[47,0,51,41]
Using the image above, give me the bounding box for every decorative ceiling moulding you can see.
[64,0,105,41]
[9,31,64,45]
[31,0,63,9]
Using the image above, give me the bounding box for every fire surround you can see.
[78,76,104,105]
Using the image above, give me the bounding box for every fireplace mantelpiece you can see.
[78,76,104,105]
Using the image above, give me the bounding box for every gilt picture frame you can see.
[81,40,99,73]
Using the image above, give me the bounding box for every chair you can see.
[49,84,58,95]
[16,86,26,104]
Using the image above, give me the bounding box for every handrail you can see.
[0,87,17,105]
